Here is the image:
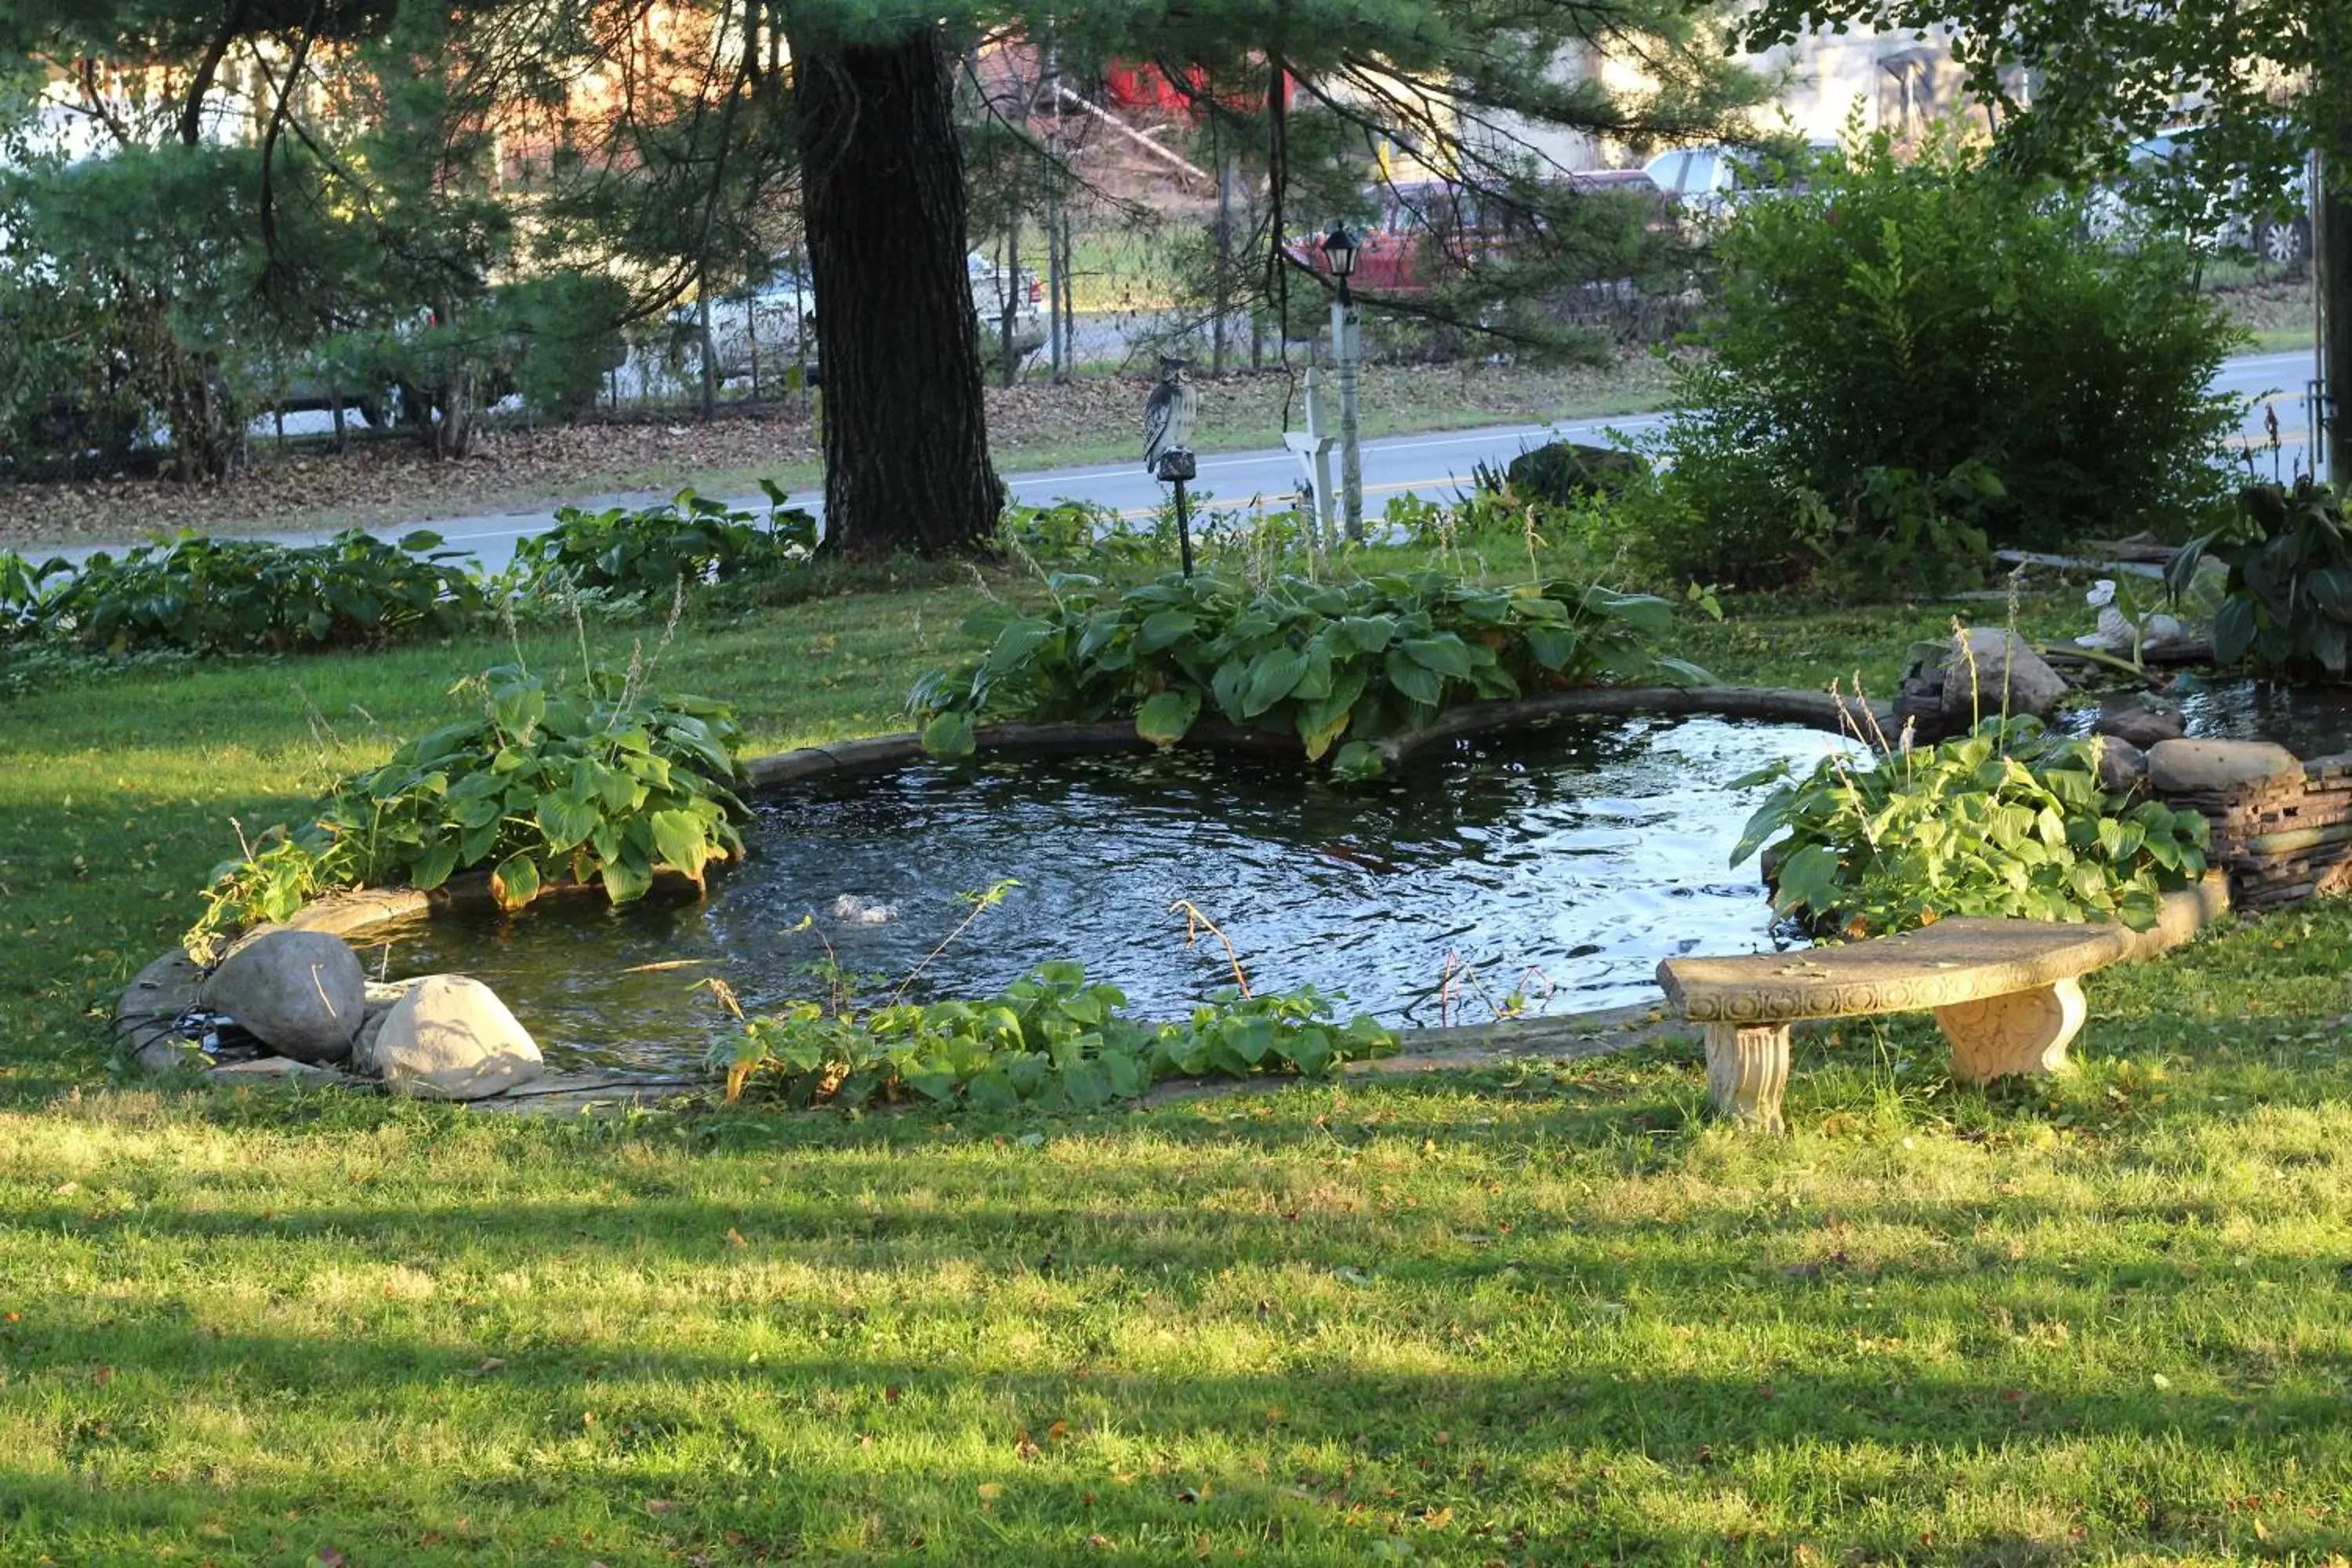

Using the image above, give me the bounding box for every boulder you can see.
[2094,736,2149,796]
[1938,630,2069,730]
[354,974,543,1101]
[2094,694,2187,750]
[2147,738,2303,797]
[198,930,365,1063]
[1501,441,1649,506]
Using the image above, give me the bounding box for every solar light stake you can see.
[1155,447,1198,575]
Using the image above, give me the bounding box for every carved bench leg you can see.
[1936,978,2086,1083]
[1704,1022,1790,1132]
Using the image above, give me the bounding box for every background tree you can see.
[3,0,1762,550]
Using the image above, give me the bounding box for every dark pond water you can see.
[2053,674,2352,758]
[2171,676,2352,757]
[369,717,1854,1071]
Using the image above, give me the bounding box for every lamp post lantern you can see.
[1321,224,1363,541]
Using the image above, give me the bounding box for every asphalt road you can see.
[42,347,2321,572]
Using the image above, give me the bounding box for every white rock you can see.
[198,930,365,1063]
[354,974,544,1101]
[829,895,897,925]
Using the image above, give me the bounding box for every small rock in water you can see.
[2095,693,2186,750]
[829,895,897,925]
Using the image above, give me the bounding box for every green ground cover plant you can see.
[3,568,2349,1561]
[1735,717,2212,936]
[910,568,1708,776]
[720,960,1395,1112]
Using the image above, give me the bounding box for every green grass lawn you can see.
[5,566,2351,1563]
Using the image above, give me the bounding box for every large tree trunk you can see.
[792,24,1000,557]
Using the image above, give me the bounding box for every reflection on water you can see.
[2172,677,2352,759]
[372,717,1854,1070]
[2054,675,2352,759]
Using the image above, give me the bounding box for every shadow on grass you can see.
[4,1314,2344,1563]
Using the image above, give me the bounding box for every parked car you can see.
[2085,128,2311,263]
[1283,172,1675,295]
[1641,142,1832,218]
[669,252,1045,386]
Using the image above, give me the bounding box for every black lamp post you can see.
[1320,223,1363,538]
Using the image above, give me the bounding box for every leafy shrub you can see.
[1000,499,1163,568]
[43,529,481,655]
[2168,478,2352,676]
[192,664,749,949]
[717,960,1395,1112]
[1733,717,2210,937]
[511,484,816,597]
[1648,131,2240,593]
[0,550,67,638]
[908,568,1708,776]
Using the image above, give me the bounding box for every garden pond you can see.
[370,716,1854,1071]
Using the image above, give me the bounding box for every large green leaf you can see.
[490,852,543,911]
[1295,694,1354,760]
[410,840,459,891]
[921,710,978,759]
[1136,610,1198,653]
[1383,648,1444,707]
[2212,594,2259,666]
[1240,647,1311,718]
[599,851,654,906]
[535,793,601,853]
[1134,689,1202,746]
[648,808,712,876]
[1399,633,1475,681]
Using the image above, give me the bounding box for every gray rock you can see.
[2094,735,2149,795]
[354,974,543,1100]
[132,1036,207,1076]
[2147,738,2303,797]
[198,930,365,1063]
[2094,694,2187,750]
[1938,629,2069,730]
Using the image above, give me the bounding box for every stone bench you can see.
[1656,884,2225,1131]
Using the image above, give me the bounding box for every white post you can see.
[1302,366,1330,548]
[1332,295,1363,541]
[1285,368,1340,557]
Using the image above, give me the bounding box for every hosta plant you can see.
[2167,478,2352,677]
[510,482,815,597]
[716,960,1395,1112]
[43,529,481,655]
[191,663,748,952]
[909,568,1708,778]
[1733,717,2209,938]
